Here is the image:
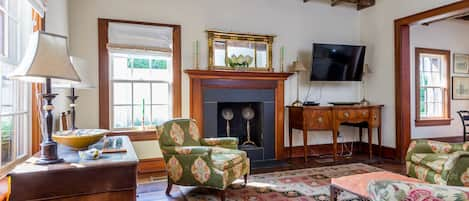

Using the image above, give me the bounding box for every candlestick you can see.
[280,46,285,72]
[194,40,200,69]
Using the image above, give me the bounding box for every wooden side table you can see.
[287,105,383,161]
[8,136,138,201]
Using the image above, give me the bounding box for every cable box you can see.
[328,102,360,106]
[303,102,320,106]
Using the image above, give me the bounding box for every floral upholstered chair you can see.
[368,180,469,201]
[158,119,250,200]
[406,140,469,186]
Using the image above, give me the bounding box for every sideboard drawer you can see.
[369,108,381,127]
[303,109,332,130]
[336,109,370,122]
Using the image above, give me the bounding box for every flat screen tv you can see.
[310,43,366,81]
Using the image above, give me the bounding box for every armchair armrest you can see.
[201,137,239,149]
[406,140,459,161]
[464,142,469,151]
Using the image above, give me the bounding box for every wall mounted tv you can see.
[310,43,366,81]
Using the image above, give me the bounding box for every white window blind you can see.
[108,22,173,54]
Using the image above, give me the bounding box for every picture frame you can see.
[452,76,469,100]
[207,30,275,72]
[453,53,469,74]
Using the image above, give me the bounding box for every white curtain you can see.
[28,0,47,17]
[108,22,173,53]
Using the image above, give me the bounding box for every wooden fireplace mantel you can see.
[185,69,293,160]
[185,69,293,80]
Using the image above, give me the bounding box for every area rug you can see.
[140,163,383,201]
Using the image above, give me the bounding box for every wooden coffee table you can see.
[330,171,424,201]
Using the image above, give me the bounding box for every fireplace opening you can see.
[203,88,275,161]
[217,102,263,148]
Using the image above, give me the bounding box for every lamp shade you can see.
[292,61,307,72]
[8,31,81,84]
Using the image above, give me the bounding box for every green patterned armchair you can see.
[158,119,250,200]
[406,140,469,186]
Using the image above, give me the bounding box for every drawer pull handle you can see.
[317,117,323,123]
[362,111,368,116]
[344,112,350,118]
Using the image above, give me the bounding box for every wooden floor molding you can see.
[420,136,464,143]
[139,142,397,175]
[289,142,396,159]
[138,158,166,174]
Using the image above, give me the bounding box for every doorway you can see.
[395,1,469,162]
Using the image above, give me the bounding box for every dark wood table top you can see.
[8,136,139,201]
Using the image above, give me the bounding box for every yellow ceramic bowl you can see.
[53,129,109,150]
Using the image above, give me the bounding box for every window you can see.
[110,53,172,129]
[415,48,451,126]
[0,0,32,171]
[99,19,181,133]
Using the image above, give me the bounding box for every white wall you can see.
[46,0,71,130]
[68,0,363,159]
[410,20,469,139]
[359,0,460,148]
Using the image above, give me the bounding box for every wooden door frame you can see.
[394,0,469,162]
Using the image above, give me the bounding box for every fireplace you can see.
[204,89,275,161]
[185,70,293,160]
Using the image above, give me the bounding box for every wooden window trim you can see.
[106,130,158,141]
[98,18,181,140]
[414,47,451,127]
[31,10,45,154]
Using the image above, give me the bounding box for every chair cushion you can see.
[211,147,247,170]
[410,153,449,173]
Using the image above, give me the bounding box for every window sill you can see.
[0,154,29,177]
[415,118,452,127]
[107,129,158,141]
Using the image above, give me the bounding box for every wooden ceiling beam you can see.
[418,9,469,25]
[303,0,375,10]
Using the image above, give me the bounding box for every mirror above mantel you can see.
[207,30,275,72]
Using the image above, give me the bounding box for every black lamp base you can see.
[35,141,64,165]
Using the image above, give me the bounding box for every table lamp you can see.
[9,31,81,165]
[360,64,371,106]
[291,61,307,107]
[55,57,94,130]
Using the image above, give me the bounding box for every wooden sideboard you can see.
[8,136,138,201]
[287,105,383,161]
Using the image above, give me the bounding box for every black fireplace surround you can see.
[203,88,275,161]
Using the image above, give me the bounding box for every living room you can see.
[1,0,469,200]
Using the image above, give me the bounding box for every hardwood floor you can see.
[137,153,405,200]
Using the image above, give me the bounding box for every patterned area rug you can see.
[144,163,383,201]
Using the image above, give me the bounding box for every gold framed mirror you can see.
[207,30,274,71]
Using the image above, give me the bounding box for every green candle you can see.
[142,99,145,124]
[196,40,199,56]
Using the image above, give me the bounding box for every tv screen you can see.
[310,43,366,81]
